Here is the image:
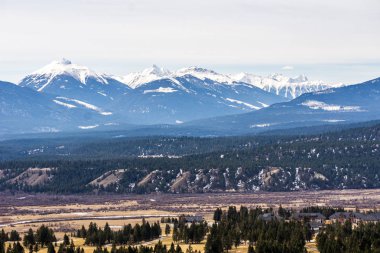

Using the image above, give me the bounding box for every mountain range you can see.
[189,77,380,134]
[1,59,379,137]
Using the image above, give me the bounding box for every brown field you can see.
[1,189,380,253]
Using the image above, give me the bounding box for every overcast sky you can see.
[0,0,379,84]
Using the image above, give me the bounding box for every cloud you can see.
[282,65,294,70]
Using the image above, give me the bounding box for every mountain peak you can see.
[176,66,218,75]
[122,65,171,88]
[290,74,308,82]
[175,66,233,83]
[32,59,87,76]
[142,65,171,76]
[55,58,72,65]
[21,59,108,90]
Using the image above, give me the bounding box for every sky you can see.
[0,0,379,84]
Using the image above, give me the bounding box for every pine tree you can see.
[0,240,5,253]
[169,243,175,253]
[213,208,223,222]
[47,243,55,253]
[23,229,35,247]
[33,244,38,253]
[165,224,171,236]
[9,231,20,242]
[63,234,70,246]
[104,223,112,244]
[175,244,182,253]
[0,230,8,242]
[204,225,223,253]
[247,245,255,253]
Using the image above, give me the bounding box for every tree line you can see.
[172,220,208,244]
[317,221,380,253]
[92,241,185,253]
[205,206,311,253]
[76,220,161,246]
[1,225,87,253]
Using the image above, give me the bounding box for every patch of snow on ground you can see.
[302,100,363,112]
[250,123,272,128]
[78,125,99,129]
[225,98,260,110]
[97,91,107,97]
[53,99,77,108]
[143,87,178,94]
[257,101,269,107]
[323,119,346,123]
[56,97,112,115]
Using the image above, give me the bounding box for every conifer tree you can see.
[47,243,55,253]
[165,224,171,236]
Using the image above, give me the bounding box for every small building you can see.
[329,212,380,227]
[362,213,380,223]
[329,212,365,225]
[257,213,283,222]
[180,215,204,223]
[291,213,326,231]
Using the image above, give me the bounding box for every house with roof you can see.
[291,213,326,231]
[362,213,380,223]
[257,213,283,222]
[329,212,380,228]
[180,215,204,223]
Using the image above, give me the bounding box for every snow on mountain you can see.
[115,73,286,124]
[6,60,350,133]
[122,65,234,88]
[24,58,109,91]
[301,100,363,112]
[121,65,338,99]
[224,98,261,110]
[175,67,234,84]
[122,65,172,88]
[232,72,340,99]
[19,59,131,110]
[189,77,380,134]
[54,97,113,116]
[18,60,338,101]
[143,87,178,94]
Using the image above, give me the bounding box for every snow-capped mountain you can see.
[231,73,340,99]
[189,77,380,134]
[116,74,285,124]
[21,58,109,91]
[121,65,339,99]
[17,60,289,125]
[175,67,234,84]
[2,59,371,136]
[122,65,172,88]
[19,59,131,109]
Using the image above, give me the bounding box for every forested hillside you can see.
[0,123,379,193]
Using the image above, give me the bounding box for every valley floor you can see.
[1,189,380,253]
